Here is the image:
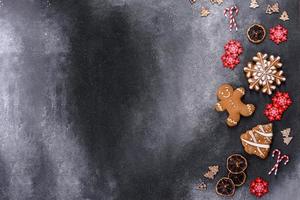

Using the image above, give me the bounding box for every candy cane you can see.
[268,149,289,176]
[224,6,239,31]
[268,149,281,175]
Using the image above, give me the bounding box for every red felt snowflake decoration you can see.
[224,40,243,57]
[264,91,292,121]
[221,53,240,69]
[264,104,283,121]
[221,40,243,70]
[269,25,288,44]
[272,91,292,111]
[249,177,269,198]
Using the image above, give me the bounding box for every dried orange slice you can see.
[228,171,247,187]
[216,177,235,197]
[247,24,266,44]
[227,154,248,174]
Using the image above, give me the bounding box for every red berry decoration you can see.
[272,91,292,111]
[264,104,283,121]
[221,53,240,69]
[224,40,243,57]
[249,177,269,198]
[269,25,288,45]
[221,40,243,70]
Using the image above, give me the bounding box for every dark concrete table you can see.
[0,0,299,199]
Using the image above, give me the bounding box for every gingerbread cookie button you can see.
[215,84,255,127]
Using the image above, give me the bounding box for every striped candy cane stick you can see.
[224,5,239,31]
[268,149,290,176]
[268,149,281,175]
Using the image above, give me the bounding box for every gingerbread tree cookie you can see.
[215,84,255,127]
[240,123,273,159]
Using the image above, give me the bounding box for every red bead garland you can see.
[249,177,269,197]
[269,25,288,45]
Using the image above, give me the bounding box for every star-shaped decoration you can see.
[281,128,293,145]
[210,0,223,5]
[266,3,280,15]
[281,128,291,137]
[200,7,210,17]
[280,11,289,21]
[204,165,219,179]
[283,137,293,145]
[216,0,224,5]
[266,5,273,14]
[196,182,207,191]
[249,0,259,9]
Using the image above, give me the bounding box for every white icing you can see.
[241,138,270,149]
[249,131,264,156]
[255,125,273,137]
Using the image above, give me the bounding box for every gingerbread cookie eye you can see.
[223,89,231,98]
[220,90,231,98]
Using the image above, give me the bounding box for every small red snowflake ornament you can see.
[249,177,269,198]
[272,91,292,111]
[221,40,243,70]
[269,25,288,44]
[221,53,240,69]
[224,40,243,57]
[264,91,292,121]
[264,103,283,121]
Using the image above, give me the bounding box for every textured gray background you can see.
[0,0,299,199]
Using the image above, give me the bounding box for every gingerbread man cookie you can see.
[215,84,255,127]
